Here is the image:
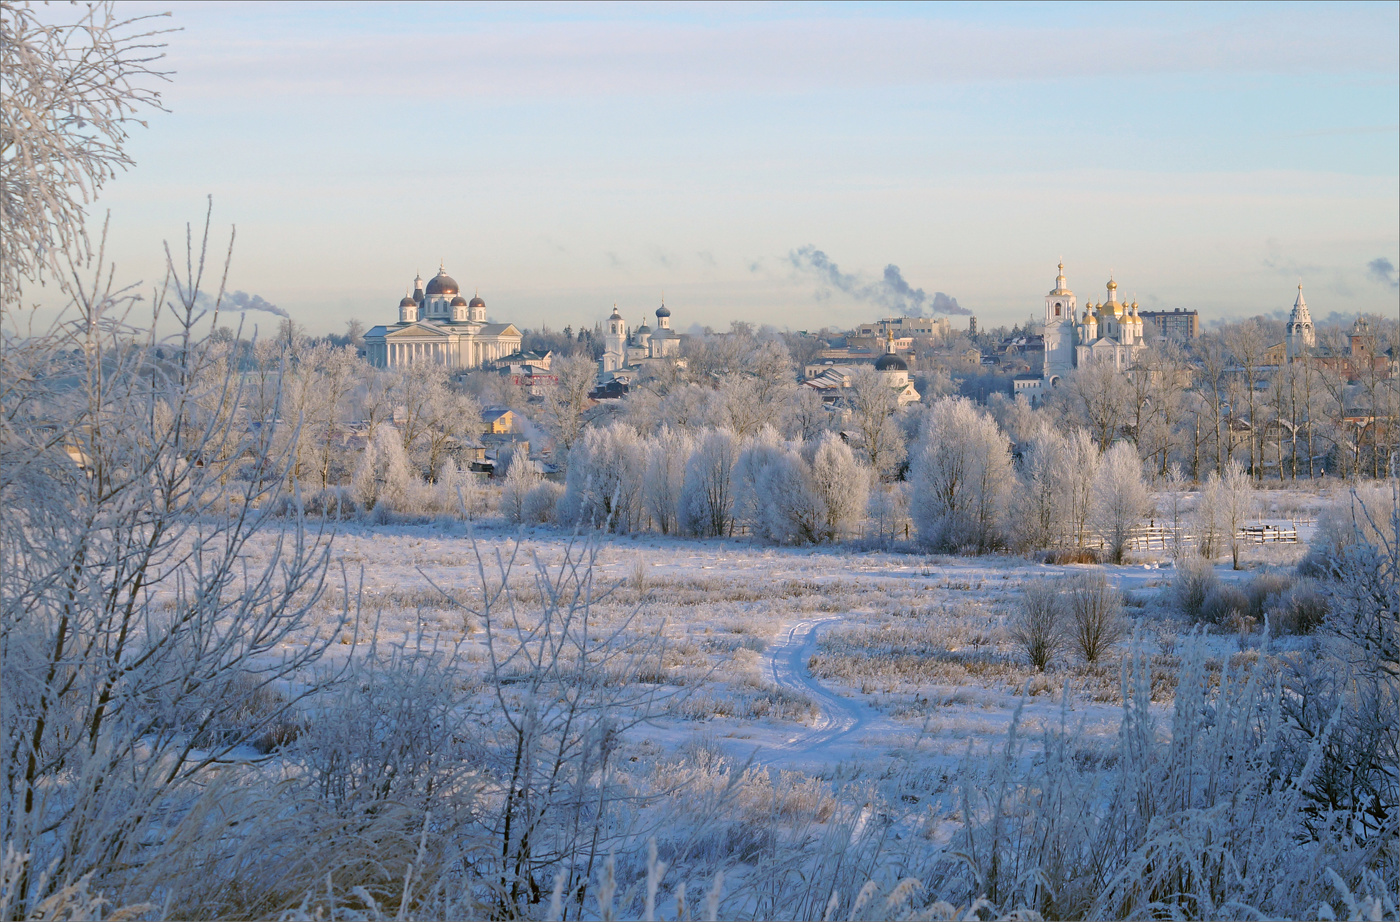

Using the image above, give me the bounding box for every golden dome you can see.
[1106,277,1118,291]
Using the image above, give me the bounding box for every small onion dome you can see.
[610,306,623,319]
[874,353,908,372]
[469,296,485,308]
[399,296,417,308]
[425,269,459,296]
[637,322,651,333]
[450,296,468,307]
[655,304,671,318]
[1106,278,1118,292]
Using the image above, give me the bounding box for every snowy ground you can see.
[247,520,1305,783]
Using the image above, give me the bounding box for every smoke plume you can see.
[221,290,290,318]
[1368,257,1398,290]
[789,245,969,315]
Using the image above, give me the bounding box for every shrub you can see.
[1242,570,1294,621]
[1298,485,1393,577]
[1066,573,1124,663]
[1270,579,1329,635]
[305,486,358,518]
[521,481,562,524]
[1173,556,1219,621]
[1201,583,1249,626]
[1010,582,1065,671]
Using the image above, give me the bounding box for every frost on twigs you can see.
[1,1,173,305]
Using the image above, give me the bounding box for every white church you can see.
[1027,262,1148,401]
[600,301,683,377]
[364,266,522,370]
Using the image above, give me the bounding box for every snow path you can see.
[757,617,892,766]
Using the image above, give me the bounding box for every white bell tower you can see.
[1042,262,1077,382]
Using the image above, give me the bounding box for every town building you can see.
[364,266,522,370]
[800,331,920,407]
[854,316,951,342]
[1139,308,1200,342]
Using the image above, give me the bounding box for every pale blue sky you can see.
[74,1,1400,334]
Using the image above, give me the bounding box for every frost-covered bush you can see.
[1010,582,1065,671]
[1173,555,1220,621]
[521,480,562,524]
[1270,579,1329,635]
[499,451,542,524]
[304,485,358,518]
[298,629,481,814]
[934,638,1390,920]
[1242,569,1295,621]
[1299,485,1393,577]
[1065,572,1124,662]
[909,397,1015,553]
[1201,582,1250,626]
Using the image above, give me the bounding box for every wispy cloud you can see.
[789,246,968,316]
[159,5,1399,103]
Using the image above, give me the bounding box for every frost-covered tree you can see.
[733,427,788,532]
[1,1,170,304]
[352,423,414,513]
[559,422,645,532]
[1062,428,1100,550]
[642,427,692,535]
[809,430,869,541]
[786,385,831,442]
[680,428,738,537]
[750,447,823,543]
[867,482,910,541]
[1203,458,1255,569]
[1019,426,1067,551]
[846,365,906,481]
[0,217,351,916]
[909,397,1015,553]
[542,353,599,463]
[986,392,1040,446]
[1093,441,1149,563]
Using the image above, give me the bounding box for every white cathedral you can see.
[364,266,522,370]
[1037,262,1148,394]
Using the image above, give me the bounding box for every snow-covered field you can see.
[252,520,1303,793]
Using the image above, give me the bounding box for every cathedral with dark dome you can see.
[364,265,522,370]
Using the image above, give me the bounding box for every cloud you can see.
[788,245,969,316]
[1367,257,1398,289]
[161,5,1398,104]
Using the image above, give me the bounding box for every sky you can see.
[50,1,1400,335]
